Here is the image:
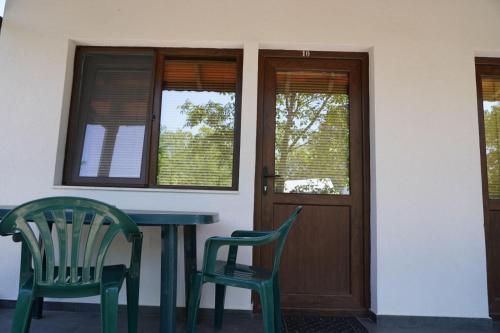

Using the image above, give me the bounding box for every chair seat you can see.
[34,265,127,298]
[211,260,272,282]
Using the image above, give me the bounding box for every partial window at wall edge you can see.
[477,58,500,200]
[476,56,500,317]
[63,47,243,190]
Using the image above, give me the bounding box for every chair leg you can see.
[186,273,203,333]
[273,278,282,333]
[259,283,275,333]
[101,287,119,333]
[11,289,35,333]
[31,297,44,319]
[126,275,140,333]
[214,284,226,329]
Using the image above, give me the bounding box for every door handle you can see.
[263,166,281,194]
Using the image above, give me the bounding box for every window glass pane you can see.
[274,71,350,195]
[108,125,145,177]
[76,54,154,180]
[80,124,105,177]
[482,76,500,198]
[157,59,237,188]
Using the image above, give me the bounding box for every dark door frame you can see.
[252,49,371,314]
[476,56,500,319]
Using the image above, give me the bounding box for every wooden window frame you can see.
[63,46,243,190]
[476,57,500,317]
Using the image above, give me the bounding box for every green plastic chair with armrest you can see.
[0,197,143,333]
[186,206,303,333]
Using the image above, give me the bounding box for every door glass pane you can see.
[156,59,238,188]
[274,71,350,195]
[482,76,500,198]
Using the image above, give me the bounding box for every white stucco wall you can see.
[0,0,499,318]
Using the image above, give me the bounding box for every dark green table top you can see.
[0,206,219,226]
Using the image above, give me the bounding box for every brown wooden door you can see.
[476,58,500,318]
[254,50,370,314]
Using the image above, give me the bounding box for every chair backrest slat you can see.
[70,209,85,283]
[15,219,44,282]
[52,210,68,284]
[32,212,55,283]
[94,223,121,281]
[82,214,105,283]
[0,197,141,289]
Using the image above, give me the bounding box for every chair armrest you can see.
[208,234,276,247]
[231,230,273,238]
[226,231,273,265]
[202,233,277,274]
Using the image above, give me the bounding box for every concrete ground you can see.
[1,308,500,332]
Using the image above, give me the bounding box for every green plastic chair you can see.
[186,206,303,333]
[0,197,143,333]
